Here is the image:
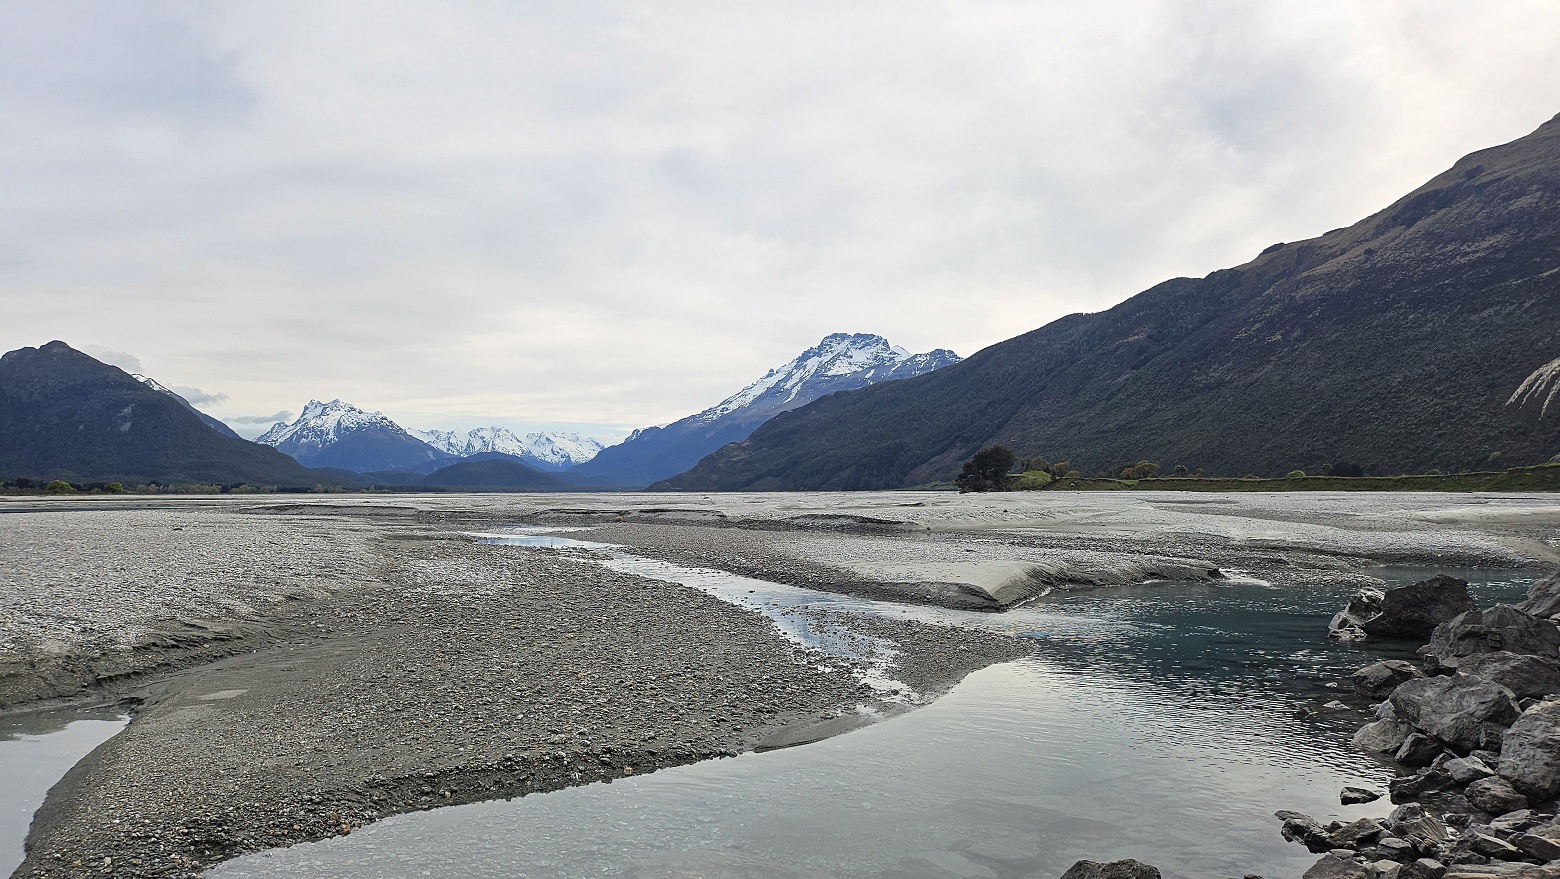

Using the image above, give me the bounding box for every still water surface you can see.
[210,536,1536,879]
[1,707,127,876]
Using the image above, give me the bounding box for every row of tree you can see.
[954,445,1411,492]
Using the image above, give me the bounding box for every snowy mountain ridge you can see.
[696,333,960,423]
[258,399,411,451]
[565,332,961,488]
[412,427,607,470]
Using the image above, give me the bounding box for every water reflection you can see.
[1,706,127,876]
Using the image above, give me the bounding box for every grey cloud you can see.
[5,4,1560,431]
[169,385,228,407]
[79,345,142,374]
[228,411,293,425]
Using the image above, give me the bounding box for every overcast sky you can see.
[5,2,1560,439]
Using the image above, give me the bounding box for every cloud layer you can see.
[6,2,1560,434]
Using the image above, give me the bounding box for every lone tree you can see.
[957,446,1016,492]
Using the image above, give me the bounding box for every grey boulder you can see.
[1302,854,1373,879]
[1457,651,1560,700]
[1355,660,1430,699]
[1396,733,1445,766]
[1356,720,1414,754]
[1516,572,1560,620]
[1332,576,1475,642]
[1464,776,1529,815]
[1497,699,1560,800]
[1390,676,1521,753]
[1059,859,1161,879]
[1443,756,1497,785]
[1342,786,1384,805]
[1425,605,1560,670]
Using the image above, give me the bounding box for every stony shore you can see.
[1267,573,1560,879]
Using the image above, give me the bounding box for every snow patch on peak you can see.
[410,427,609,469]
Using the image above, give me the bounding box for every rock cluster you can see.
[1330,576,1475,642]
[1281,573,1560,879]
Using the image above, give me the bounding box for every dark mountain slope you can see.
[420,457,567,490]
[662,114,1560,490]
[0,342,335,486]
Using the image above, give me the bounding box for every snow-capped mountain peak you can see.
[698,333,959,422]
[258,400,408,450]
[409,427,609,470]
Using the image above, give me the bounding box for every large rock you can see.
[1354,660,1430,699]
[1425,606,1560,670]
[1356,720,1414,754]
[1390,676,1521,753]
[1332,576,1476,641]
[1497,699,1560,800]
[1386,805,1451,856]
[1390,770,1456,803]
[1516,572,1560,620]
[1280,811,1338,853]
[1396,733,1445,766]
[1464,776,1529,815]
[1059,859,1161,879]
[1302,854,1373,879]
[1443,756,1496,785]
[1458,651,1560,700]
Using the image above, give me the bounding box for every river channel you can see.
[204,530,1535,879]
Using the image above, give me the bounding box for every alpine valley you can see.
[563,333,960,488]
[661,113,1560,491]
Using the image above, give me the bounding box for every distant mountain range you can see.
[411,427,605,471]
[661,113,1560,490]
[0,342,336,486]
[257,400,449,473]
[564,333,960,488]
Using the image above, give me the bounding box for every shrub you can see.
[1119,461,1159,480]
[104,482,125,493]
[957,446,1016,492]
[1285,469,1307,479]
[45,480,75,494]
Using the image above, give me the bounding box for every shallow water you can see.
[212,537,1538,879]
[0,707,127,876]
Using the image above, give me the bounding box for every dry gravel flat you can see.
[6,503,1025,879]
[0,505,384,707]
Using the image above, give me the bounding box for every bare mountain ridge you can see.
[661,113,1560,490]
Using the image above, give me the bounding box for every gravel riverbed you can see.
[4,502,1026,879]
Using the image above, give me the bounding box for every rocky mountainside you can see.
[412,427,606,471]
[564,333,961,488]
[662,114,1560,491]
[0,342,331,486]
[258,400,449,473]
